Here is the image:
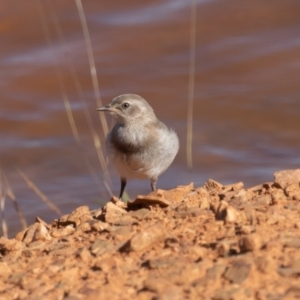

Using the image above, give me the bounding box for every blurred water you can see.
[1,0,300,237]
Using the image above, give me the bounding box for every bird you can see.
[96,94,179,199]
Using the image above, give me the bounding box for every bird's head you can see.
[97,94,156,125]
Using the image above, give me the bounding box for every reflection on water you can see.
[1,0,300,236]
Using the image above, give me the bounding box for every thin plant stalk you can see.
[75,0,109,136]
[48,3,112,191]
[36,0,112,196]
[3,174,27,230]
[0,173,8,238]
[35,1,112,198]
[187,0,197,169]
[18,169,61,216]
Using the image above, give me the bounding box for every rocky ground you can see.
[1,170,300,300]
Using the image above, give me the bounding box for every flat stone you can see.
[244,206,257,225]
[255,256,276,274]
[92,208,103,219]
[248,183,266,192]
[59,214,70,223]
[223,260,252,283]
[186,245,206,261]
[204,179,223,190]
[46,262,64,276]
[109,214,136,226]
[212,287,252,300]
[129,208,151,220]
[181,188,211,209]
[47,241,70,252]
[236,225,256,235]
[174,207,206,218]
[222,182,244,192]
[127,223,165,252]
[110,196,127,209]
[143,277,182,300]
[197,196,211,210]
[280,236,300,248]
[75,221,92,233]
[50,225,75,238]
[217,241,234,257]
[67,206,90,227]
[206,264,227,280]
[277,267,300,277]
[91,221,110,232]
[284,204,298,210]
[32,223,51,243]
[128,195,170,209]
[103,202,127,224]
[271,189,287,204]
[14,228,27,242]
[6,271,25,285]
[23,248,42,258]
[225,205,240,223]
[228,196,249,210]
[215,201,243,223]
[22,223,40,244]
[152,183,194,204]
[274,169,300,189]
[253,194,272,208]
[285,183,300,200]
[35,216,49,227]
[93,257,117,273]
[23,240,47,257]
[111,226,132,237]
[148,256,179,269]
[239,233,263,252]
[233,188,254,202]
[195,187,211,209]
[90,239,116,256]
[219,191,237,201]
[76,247,92,263]
[285,286,300,298]
[78,213,93,224]
[161,260,205,284]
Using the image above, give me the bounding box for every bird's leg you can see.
[119,178,127,199]
[151,177,157,191]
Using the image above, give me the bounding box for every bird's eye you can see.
[122,102,130,109]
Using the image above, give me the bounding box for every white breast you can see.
[106,122,179,180]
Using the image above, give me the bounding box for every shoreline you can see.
[1,169,300,299]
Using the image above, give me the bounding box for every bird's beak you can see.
[96,105,111,112]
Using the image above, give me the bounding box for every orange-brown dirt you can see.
[1,169,300,300]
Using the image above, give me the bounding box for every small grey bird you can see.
[97,94,179,199]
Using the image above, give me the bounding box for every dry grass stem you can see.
[35,0,78,148]
[0,173,8,238]
[49,2,112,190]
[187,0,197,169]
[18,169,61,216]
[62,93,81,146]
[75,0,109,136]
[37,0,112,194]
[92,132,112,188]
[3,174,27,230]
